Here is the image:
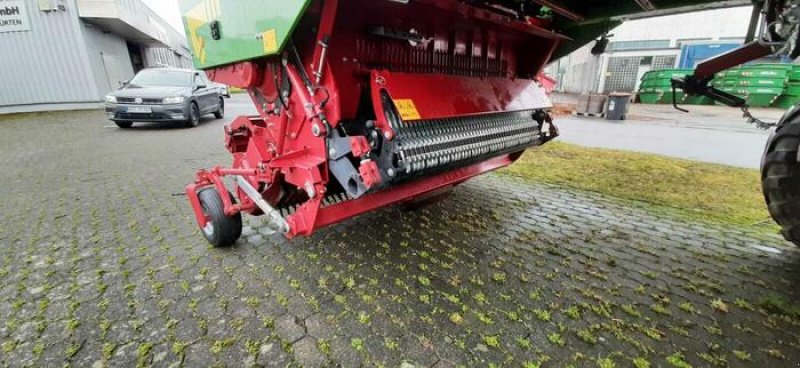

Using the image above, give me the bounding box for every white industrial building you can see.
[547,6,775,94]
[0,0,192,114]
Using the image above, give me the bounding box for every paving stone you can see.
[292,337,327,368]
[305,314,335,340]
[274,314,306,343]
[255,342,294,367]
[1,109,799,367]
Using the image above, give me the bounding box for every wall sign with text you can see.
[0,0,31,33]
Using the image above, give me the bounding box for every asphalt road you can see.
[0,95,799,367]
[555,104,784,169]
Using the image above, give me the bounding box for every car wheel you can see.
[115,121,133,129]
[186,102,200,128]
[214,98,225,119]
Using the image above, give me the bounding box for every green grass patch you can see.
[500,142,778,233]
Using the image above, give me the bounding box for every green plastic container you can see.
[640,79,674,88]
[784,83,800,96]
[789,66,800,81]
[714,87,742,105]
[773,95,800,109]
[684,96,715,105]
[643,69,693,80]
[639,93,662,104]
[639,67,793,107]
[662,92,687,104]
[733,87,784,107]
[638,88,689,104]
[733,78,788,87]
[648,87,686,104]
[729,68,790,79]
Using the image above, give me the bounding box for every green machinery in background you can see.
[638,64,800,108]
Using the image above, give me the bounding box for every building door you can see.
[101,53,128,93]
[127,42,146,73]
[634,57,653,91]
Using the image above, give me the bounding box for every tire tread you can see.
[762,116,800,245]
[198,188,242,247]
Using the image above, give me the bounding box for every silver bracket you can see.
[327,133,370,199]
[236,176,290,235]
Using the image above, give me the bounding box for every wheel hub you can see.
[202,222,214,237]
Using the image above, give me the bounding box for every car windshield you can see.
[129,70,192,87]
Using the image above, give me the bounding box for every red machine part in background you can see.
[536,73,557,95]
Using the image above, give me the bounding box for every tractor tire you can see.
[198,188,243,247]
[115,121,133,129]
[762,107,800,246]
[186,102,200,128]
[214,98,225,119]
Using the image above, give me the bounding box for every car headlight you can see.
[105,95,117,103]
[162,96,185,104]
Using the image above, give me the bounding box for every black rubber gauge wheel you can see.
[198,188,243,247]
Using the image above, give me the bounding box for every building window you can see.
[603,55,676,93]
[719,37,745,41]
[652,55,677,70]
[676,38,712,48]
[608,40,672,51]
[603,56,640,92]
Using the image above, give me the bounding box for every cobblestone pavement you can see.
[1,108,800,368]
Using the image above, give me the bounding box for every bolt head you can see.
[383,131,394,140]
[387,168,395,177]
[328,148,337,159]
[311,123,321,136]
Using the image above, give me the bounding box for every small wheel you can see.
[762,107,800,246]
[186,102,200,128]
[213,98,225,119]
[198,188,243,247]
[115,121,133,129]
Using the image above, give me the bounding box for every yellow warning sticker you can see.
[185,0,221,66]
[394,99,421,120]
[262,29,278,54]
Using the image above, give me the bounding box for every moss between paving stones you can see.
[3,107,800,367]
[500,142,779,236]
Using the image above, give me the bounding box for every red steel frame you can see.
[187,0,561,238]
[693,42,772,79]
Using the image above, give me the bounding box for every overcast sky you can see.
[142,0,184,34]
